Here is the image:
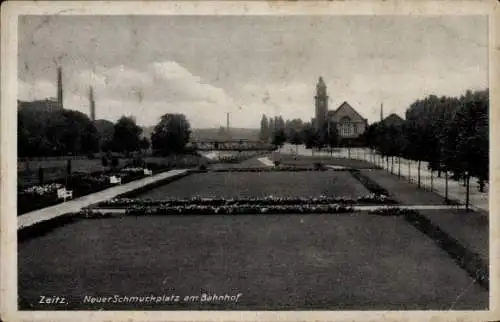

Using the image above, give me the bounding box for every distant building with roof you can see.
[381,113,405,127]
[314,77,368,139]
[18,98,61,111]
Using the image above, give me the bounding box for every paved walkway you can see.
[280,144,489,212]
[257,157,274,166]
[326,165,348,170]
[18,169,189,229]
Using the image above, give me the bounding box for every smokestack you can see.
[89,86,95,122]
[380,102,384,122]
[57,67,63,109]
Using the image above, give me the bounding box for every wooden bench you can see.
[57,188,73,201]
[143,169,153,176]
[109,176,122,184]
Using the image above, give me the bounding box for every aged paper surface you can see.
[1,0,499,321]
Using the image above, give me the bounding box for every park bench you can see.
[109,175,122,185]
[57,187,73,201]
[143,169,153,176]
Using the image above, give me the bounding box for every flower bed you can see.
[21,183,63,196]
[81,203,356,217]
[96,194,397,208]
[18,167,155,214]
[121,167,146,174]
[207,151,269,165]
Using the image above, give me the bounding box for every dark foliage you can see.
[151,113,191,155]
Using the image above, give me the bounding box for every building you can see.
[381,113,405,127]
[328,101,368,138]
[313,77,368,139]
[314,76,328,134]
[18,98,61,111]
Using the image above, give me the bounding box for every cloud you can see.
[18,79,57,101]
[19,61,238,127]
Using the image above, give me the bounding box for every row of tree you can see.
[259,114,342,152]
[364,89,488,205]
[18,102,192,157]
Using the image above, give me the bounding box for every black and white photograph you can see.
[2,1,499,321]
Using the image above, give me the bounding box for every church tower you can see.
[314,76,328,133]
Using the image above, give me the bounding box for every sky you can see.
[18,15,488,128]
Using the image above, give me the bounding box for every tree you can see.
[277,116,285,130]
[151,113,191,155]
[112,116,142,155]
[18,105,99,157]
[325,121,339,156]
[94,119,115,152]
[301,123,317,150]
[268,118,275,137]
[289,128,303,153]
[271,128,286,151]
[259,114,269,142]
[140,137,150,151]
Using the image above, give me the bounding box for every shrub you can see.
[132,156,145,167]
[101,156,109,167]
[66,159,72,176]
[38,167,44,184]
[111,157,119,168]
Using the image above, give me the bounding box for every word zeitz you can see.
[39,295,67,304]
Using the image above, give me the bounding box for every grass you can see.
[18,213,488,310]
[17,154,489,310]
[271,152,376,169]
[136,171,370,200]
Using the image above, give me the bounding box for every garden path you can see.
[281,144,489,212]
[18,169,189,229]
[257,157,274,166]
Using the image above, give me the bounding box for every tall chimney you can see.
[89,86,95,121]
[380,102,384,122]
[57,67,63,109]
[226,112,230,134]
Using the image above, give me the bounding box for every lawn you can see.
[359,169,456,205]
[18,213,488,310]
[271,153,376,169]
[136,171,370,200]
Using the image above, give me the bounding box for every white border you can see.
[2,1,499,321]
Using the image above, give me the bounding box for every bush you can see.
[101,156,109,167]
[111,157,119,168]
[132,156,145,167]
[66,159,72,176]
[313,162,323,170]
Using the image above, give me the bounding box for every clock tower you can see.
[315,76,328,135]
